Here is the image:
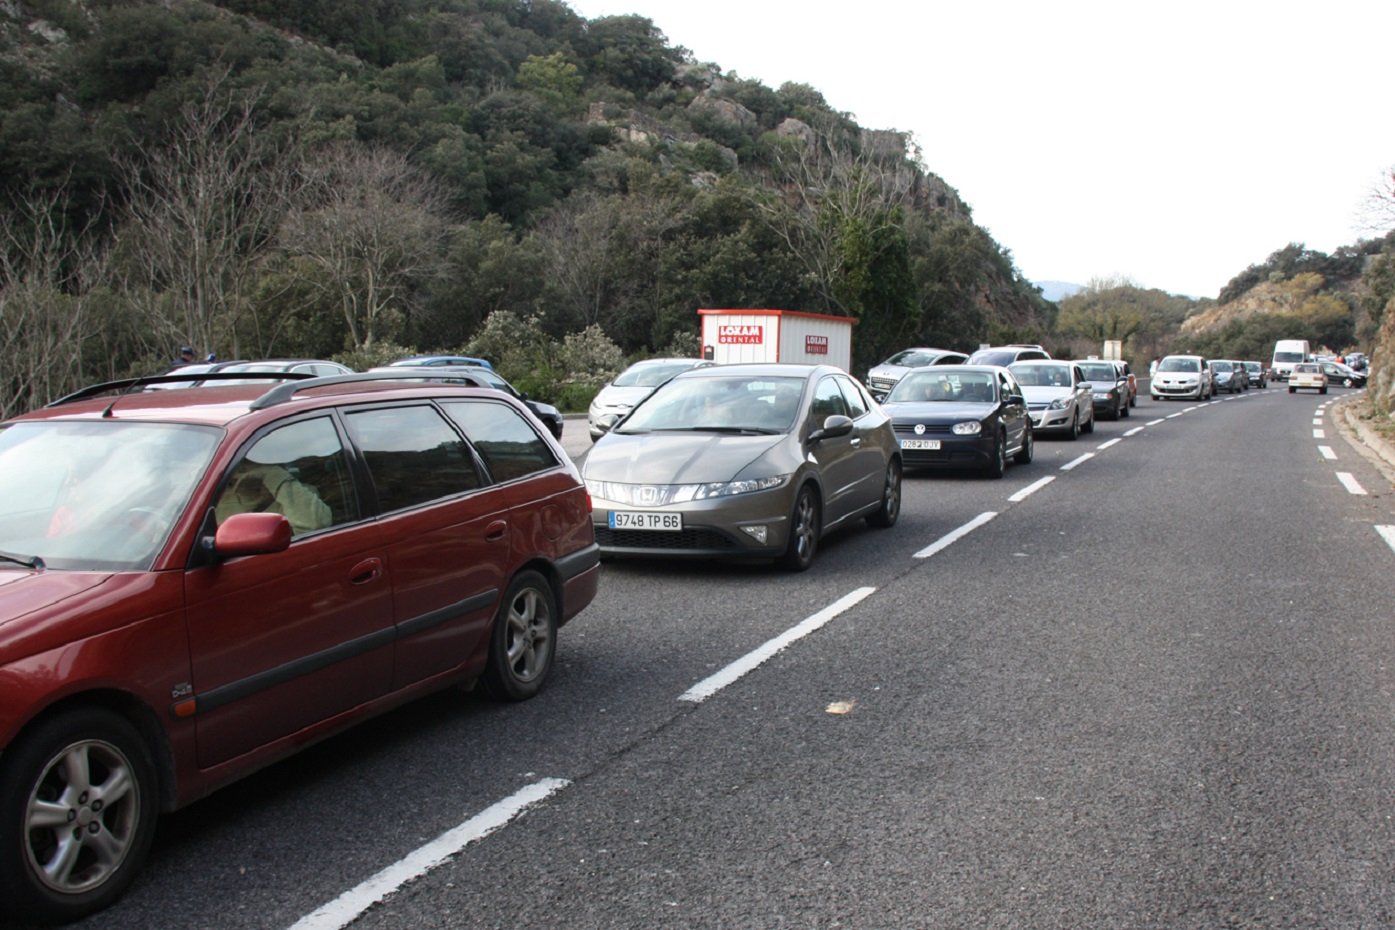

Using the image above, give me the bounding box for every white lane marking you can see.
[1009,477,1055,502]
[1147,418,1165,426]
[288,778,570,930]
[1096,438,1122,450]
[912,511,999,560]
[1336,472,1367,496]
[1313,429,1325,439]
[1124,427,1145,437]
[1318,446,1337,460]
[1312,418,1324,426]
[679,586,876,702]
[1377,526,1395,554]
[1166,412,1185,419]
[1061,453,1095,471]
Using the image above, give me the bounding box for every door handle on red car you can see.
[485,520,508,542]
[349,558,383,585]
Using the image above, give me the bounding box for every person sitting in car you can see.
[215,461,331,536]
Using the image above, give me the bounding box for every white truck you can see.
[1270,339,1310,382]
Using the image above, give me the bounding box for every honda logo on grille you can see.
[637,486,659,505]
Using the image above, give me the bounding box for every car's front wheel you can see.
[778,485,820,572]
[1014,424,1034,464]
[0,708,158,925]
[985,430,1007,479]
[481,570,557,701]
[866,459,901,528]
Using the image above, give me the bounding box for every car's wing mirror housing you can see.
[213,512,293,558]
[810,415,855,441]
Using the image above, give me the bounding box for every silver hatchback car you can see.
[582,364,902,571]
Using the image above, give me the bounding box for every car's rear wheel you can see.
[0,707,158,925]
[778,485,820,572]
[866,459,901,528]
[1014,424,1034,464]
[481,570,557,701]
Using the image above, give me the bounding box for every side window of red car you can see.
[215,416,358,536]
[440,400,559,483]
[343,404,482,512]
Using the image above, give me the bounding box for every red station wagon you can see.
[0,371,599,923]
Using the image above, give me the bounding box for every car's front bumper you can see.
[590,487,796,560]
[1028,407,1076,431]
[893,429,997,469]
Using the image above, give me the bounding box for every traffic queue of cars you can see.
[0,341,1367,923]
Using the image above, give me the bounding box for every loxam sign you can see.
[718,324,764,345]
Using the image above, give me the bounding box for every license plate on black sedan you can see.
[608,511,683,531]
[900,439,941,450]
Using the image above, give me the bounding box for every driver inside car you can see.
[215,461,331,536]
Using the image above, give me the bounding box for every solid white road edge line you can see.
[913,511,999,561]
[1008,477,1054,503]
[678,586,877,703]
[1336,472,1368,495]
[1377,526,1395,554]
[287,778,571,930]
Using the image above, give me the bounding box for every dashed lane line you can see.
[1336,472,1368,495]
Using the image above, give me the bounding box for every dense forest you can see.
[1,0,1391,421]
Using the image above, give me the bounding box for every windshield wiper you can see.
[0,550,45,570]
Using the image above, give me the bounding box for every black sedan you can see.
[881,365,1033,478]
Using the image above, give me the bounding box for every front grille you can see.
[893,422,953,435]
[596,526,740,551]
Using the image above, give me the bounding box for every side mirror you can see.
[212,512,292,557]
[810,414,854,441]
[1004,393,1024,406]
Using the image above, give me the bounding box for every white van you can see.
[1270,339,1310,382]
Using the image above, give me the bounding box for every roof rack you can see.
[45,370,317,407]
[248,369,490,410]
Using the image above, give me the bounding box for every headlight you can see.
[952,421,981,435]
[1049,398,1066,410]
[585,475,790,506]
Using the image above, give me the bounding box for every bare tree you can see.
[277,144,450,349]
[112,68,303,360]
[1356,164,1395,234]
[0,183,108,417]
[752,118,921,314]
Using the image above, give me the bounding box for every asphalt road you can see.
[47,386,1395,930]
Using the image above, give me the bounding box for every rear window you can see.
[440,400,560,483]
[343,405,482,512]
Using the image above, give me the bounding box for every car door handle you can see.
[349,558,383,585]
[485,520,508,542]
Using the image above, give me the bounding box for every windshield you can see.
[1273,351,1305,364]
[1078,364,1117,381]
[0,421,220,571]
[617,376,804,433]
[613,362,699,388]
[886,372,995,403]
[1158,357,1199,373]
[883,350,943,368]
[1011,364,1072,387]
[967,350,1017,367]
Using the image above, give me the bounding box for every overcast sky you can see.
[567,0,1395,298]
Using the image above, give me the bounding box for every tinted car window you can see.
[441,400,560,483]
[811,376,850,421]
[344,405,481,511]
[216,416,358,535]
[835,375,870,418]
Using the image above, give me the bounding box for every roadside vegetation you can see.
[0,1,1390,420]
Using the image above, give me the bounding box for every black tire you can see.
[778,485,820,572]
[1120,399,1130,418]
[1014,424,1034,464]
[985,430,1007,479]
[481,570,558,701]
[1289,386,1296,394]
[1066,412,1080,441]
[866,459,901,528]
[1082,410,1095,434]
[1320,386,1328,394]
[0,707,159,925]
